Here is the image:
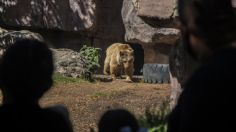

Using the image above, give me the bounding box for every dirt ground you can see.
[0,78,171,132]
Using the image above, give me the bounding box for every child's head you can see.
[0,39,54,103]
[98,109,140,132]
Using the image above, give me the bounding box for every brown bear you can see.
[104,43,134,82]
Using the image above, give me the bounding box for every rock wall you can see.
[122,0,179,63]
[122,0,179,44]
[0,0,179,73]
[94,0,125,41]
[0,0,96,31]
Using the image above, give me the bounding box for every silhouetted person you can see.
[98,109,144,132]
[0,39,73,132]
[168,0,236,132]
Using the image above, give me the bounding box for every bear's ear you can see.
[124,45,129,49]
[128,49,134,54]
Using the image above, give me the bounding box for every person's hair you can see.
[178,0,236,50]
[98,109,139,132]
[0,39,54,101]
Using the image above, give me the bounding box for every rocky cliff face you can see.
[122,0,179,45]
[0,0,96,31]
[121,0,179,64]
[0,0,179,43]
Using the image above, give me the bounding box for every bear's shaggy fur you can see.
[104,43,134,82]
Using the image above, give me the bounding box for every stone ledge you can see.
[138,0,177,19]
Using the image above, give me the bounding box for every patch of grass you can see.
[53,74,89,84]
[138,100,170,132]
[93,92,110,97]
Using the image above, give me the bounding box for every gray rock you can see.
[121,0,180,45]
[0,27,43,55]
[138,0,177,19]
[0,27,90,78]
[52,48,89,78]
[0,0,96,31]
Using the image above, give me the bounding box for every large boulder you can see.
[138,0,177,19]
[52,48,89,78]
[0,27,89,78]
[0,0,96,31]
[121,0,179,45]
[0,27,43,55]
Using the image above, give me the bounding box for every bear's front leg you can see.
[110,64,118,81]
[124,63,134,82]
[103,57,110,75]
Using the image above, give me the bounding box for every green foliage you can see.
[53,74,88,84]
[138,100,170,132]
[148,124,167,132]
[79,45,101,81]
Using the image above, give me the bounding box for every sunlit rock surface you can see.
[0,0,96,31]
[138,0,177,19]
[0,27,43,48]
[52,48,89,78]
[122,0,179,45]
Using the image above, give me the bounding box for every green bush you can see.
[138,100,170,132]
[79,45,101,81]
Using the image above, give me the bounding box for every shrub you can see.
[138,100,170,132]
[79,45,101,81]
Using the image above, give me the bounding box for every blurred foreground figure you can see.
[168,0,236,132]
[98,109,147,132]
[0,39,73,132]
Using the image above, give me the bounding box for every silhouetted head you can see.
[0,39,54,104]
[178,0,236,61]
[98,109,139,132]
